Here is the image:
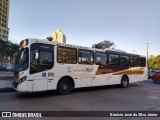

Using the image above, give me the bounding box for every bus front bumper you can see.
[12,81,29,92]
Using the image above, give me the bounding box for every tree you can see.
[46,36,53,41]
[148,55,160,70]
[0,39,7,66]
[92,40,115,49]
[0,39,19,66]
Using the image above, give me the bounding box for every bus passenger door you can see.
[30,43,54,91]
[32,73,48,91]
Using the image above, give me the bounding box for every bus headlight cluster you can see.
[19,76,27,84]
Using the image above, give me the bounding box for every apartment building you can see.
[0,0,9,41]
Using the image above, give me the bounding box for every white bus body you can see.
[12,38,147,94]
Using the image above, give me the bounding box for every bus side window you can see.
[30,50,53,74]
[78,50,94,65]
[120,55,129,65]
[39,51,53,66]
[95,52,107,65]
[109,54,120,65]
[57,47,77,64]
[138,57,146,67]
[130,56,138,67]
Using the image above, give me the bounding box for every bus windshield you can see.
[15,48,29,72]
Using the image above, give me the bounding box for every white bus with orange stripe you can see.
[12,38,147,94]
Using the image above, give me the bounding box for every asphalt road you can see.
[0,79,160,120]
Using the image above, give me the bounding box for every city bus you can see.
[12,38,147,94]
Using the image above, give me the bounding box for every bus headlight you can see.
[19,76,27,84]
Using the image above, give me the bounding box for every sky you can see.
[9,0,160,56]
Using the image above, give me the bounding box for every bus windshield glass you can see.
[15,48,29,72]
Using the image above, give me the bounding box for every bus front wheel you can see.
[121,76,129,88]
[57,78,72,95]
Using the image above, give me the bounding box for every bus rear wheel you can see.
[121,76,129,88]
[57,78,72,95]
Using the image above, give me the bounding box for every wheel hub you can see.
[62,83,68,91]
[123,79,127,86]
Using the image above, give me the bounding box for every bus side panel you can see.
[129,75,138,83]
[82,77,92,87]
[92,74,108,86]
[47,76,58,90]
[27,81,33,92]
[33,79,48,91]
[72,77,81,88]
[16,82,28,92]
[52,64,82,89]
[138,67,147,81]
[129,67,146,83]
[47,78,55,90]
[108,65,129,85]
[92,65,108,86]
[108,74,122,85]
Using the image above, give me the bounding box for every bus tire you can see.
[57,78,72,95]
[121,76,129,88]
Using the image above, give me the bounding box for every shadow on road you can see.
[16,90,58,100]
[72,83,143,94]
[0,88,16,93]
[16,83,143,99]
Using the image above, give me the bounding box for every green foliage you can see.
[148,55,160,70]
[0,39,19,65]
[46,36,53,41]
[92,40,115,49]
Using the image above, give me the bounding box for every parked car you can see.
[0,65,6,71]
[5,64,13,72]
[152,70,160,82]
[0,66,4,71]
[148,70,155,79]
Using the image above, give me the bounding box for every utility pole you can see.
[146,43,148,71]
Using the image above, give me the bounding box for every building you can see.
[52,27,66,44]
[0,0,9,41]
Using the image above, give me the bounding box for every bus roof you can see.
[25,38,146,57]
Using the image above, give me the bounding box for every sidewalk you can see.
[0,71,14,80]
